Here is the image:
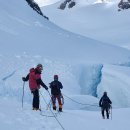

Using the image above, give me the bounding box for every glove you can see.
[22,77,26,81]
[45,87,48,90]
[99,104,102,107]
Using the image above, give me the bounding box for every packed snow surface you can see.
[0,0,130,130]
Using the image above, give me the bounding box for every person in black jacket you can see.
[99,92,112,119]
[49,75,63,112]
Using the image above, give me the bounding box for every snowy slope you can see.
[0,0,130,108]
[1,55,130,109]
[0,97,130,130]
[42,1,130,48]
[1,1,130,130]
[97,64,130,107]
[0,0,130,64]
[35,0,61,6]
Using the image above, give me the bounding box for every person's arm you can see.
[36,78,48,90]
[99,97,102,107]
[59,82,63,89]
[108,97,112,104]
[22,74,29,82]
[49,82,52,88]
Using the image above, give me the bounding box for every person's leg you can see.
[57,95,62,112]
[32,90,36,109]
[51,95,56,110]
[101,108,105,119]
[32,89,39,110]
[106,108,109,119]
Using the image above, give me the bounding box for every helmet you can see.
[37,64,43,70]
[54,75,58,80]
[104,91,107,95]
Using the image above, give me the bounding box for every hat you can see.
[54,75,58,80]
[37,64,43,70]
[104,91,107,95]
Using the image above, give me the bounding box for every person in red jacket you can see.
[22,64,48,110]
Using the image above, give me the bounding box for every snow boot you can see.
[102,115,105,119]
[53,106,56,111]
[32,108,41,111]
[59,108,62,112]
[32,107,36,110]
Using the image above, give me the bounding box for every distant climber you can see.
[49,75,63,112]
[22,64,48,110]
[99,92,112,119]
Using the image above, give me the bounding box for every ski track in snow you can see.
[2,70,16,81]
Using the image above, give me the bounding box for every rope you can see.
[110,105,112,120]
[39,91,66,130]
[62,93,99,107]
[46,100,52,110]
[61,94,64,105]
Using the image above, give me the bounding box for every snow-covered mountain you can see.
[35,0,119,7]
[35,0,60,6]
[0,0,130,130]
[1,0,130,63]
[42,0,130,48]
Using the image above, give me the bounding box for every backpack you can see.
[102,96,110,108]
[50,81,61,95]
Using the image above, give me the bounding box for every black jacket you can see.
[49,80,63,95]
[99,95,112,108]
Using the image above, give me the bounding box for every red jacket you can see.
[23,67,48,91]
[29,68,41,90]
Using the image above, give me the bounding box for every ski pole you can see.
[111,105,112,120]
[22,81,25,108]
[61,93,64,105]
[46,90,53,109]
[47,90,51,97]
